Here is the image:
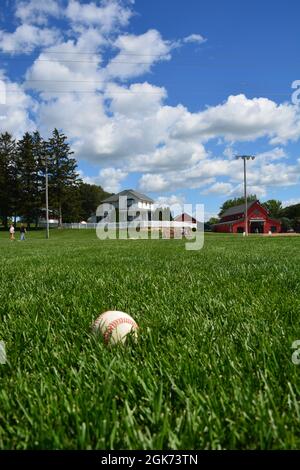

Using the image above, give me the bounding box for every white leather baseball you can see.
[93,310,138,345]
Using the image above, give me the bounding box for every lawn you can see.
[0,229,300,449]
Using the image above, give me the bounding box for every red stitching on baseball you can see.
[104,318,138,344]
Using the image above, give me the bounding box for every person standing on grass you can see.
[20,224,26,241]
[9,224,15,241]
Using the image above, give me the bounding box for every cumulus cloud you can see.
[25,29,106,96]
[171,94,300,145]
[0,75,36,136]
[183,34,206,44]
[106,29,174,79]
[66,0,133,32]
[15,0,61,25]
[136,153,300,195]
[139,174,168,192]
[130,140,207,172]
[202,182,233,195]
[106,81,167,118]
[0,24,60,53]
[255,147,287,163]
[155,194,186,207]
[83,167,128,193]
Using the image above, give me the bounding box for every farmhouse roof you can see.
[220,200,258,218]
[102,189,154,204]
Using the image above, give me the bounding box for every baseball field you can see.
[0,230,300,449]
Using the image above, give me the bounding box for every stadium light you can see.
[236,155,256,236]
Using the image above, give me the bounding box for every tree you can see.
[207,217,219,225]
[262,200,282,218]
[281,203,300,220]
[17,132,41,227]
[281,203,300,233]
[60,186,82,223]
[47,129,80,227]
[280,217,292,232]
[218,195,257,217]
[77,183,111,221]
[0,132,16,228]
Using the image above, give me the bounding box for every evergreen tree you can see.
[78,183,112,221]
[17,132,41,227]
[0,132,16,228]
[47,129,80,226]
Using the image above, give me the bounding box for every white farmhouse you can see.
[94,189,154,223]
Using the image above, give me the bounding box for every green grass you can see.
[0,229,300,449]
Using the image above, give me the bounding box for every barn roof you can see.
[220,200,258,218]
[174,213,197,223]
[103,189,154,204]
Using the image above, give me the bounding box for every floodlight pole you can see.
[236,155,256,236]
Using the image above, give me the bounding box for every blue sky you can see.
[0,0,300,219]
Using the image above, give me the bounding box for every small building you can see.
[96,189,155,223]
[174,213,197,224]
[213,200,281,234]
[38,209,59,228]
[173,213,199,237]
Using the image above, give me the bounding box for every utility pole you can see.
[236,155,256,236]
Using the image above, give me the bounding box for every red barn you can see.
[174,213,197,224]
[213,200,281,234]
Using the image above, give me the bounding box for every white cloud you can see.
[202,182,233,195]
[2,1,300,203]
[255,147,287,163]
[171,94,300,145]
[83,167,128,193]
[66,0,133,32]
[0,24,60,53]
[245,161,300,187]
[106,81,167,118]
[139,174,168,192]
[183,34,206,44]
[282,198,300,208]
[37,92,108,157]
[223,146,236,159]
[226,183,267,199]
[106,29,174,79]
[130,140,207,172]
[136,153,300,195]
[155,194,186,208]
[25,30,106,96]
[15,0,61,25]
[0,76,36,137]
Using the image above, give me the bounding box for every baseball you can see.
[92,310,138,345]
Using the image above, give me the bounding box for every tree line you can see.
[207,195,300,232]
[0,129,111,228]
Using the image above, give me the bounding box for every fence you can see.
[62,221,197,230]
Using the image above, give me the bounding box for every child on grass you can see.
[20,224,26,241]
[9,224,15,241]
